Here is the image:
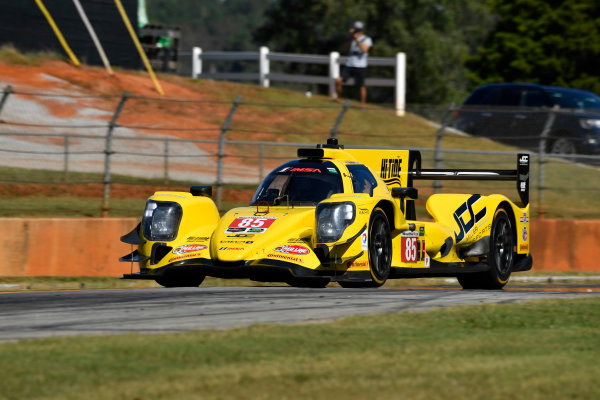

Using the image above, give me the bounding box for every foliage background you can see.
[146,0,600,104]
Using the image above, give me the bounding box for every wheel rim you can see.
[492,217,513,275]
[370,215,391,279]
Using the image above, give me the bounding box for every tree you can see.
[146,0,274,51]
[468,0,600,94]
[254,0,495,104]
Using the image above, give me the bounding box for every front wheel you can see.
[367,208,392,287]
[339,208,392,288]
[458,207,514,290]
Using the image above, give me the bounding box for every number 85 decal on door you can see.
[401,231,430,266]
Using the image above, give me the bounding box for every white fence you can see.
[191,46,406,116]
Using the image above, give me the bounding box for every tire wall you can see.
[0,218,598,276]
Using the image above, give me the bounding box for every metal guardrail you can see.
[0,85,599,217]
[191,47,406,116]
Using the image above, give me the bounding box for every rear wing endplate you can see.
[409,153,530,206]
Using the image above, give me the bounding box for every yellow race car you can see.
[120,138,532,289]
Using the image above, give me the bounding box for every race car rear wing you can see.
[409,153,530,206]
[299,139,529,207]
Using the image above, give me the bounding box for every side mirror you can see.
[392,187,418,200]
[190,185,212,197]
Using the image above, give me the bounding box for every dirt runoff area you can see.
[0,59,279,196]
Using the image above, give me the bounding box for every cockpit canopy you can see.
[251,160,343,206]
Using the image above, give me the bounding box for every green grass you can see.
[0,197,146,217]
[0,166,256,217]
[0,298,598,399]
[0,44,62,66]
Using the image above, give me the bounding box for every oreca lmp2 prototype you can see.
[121,138,532,289]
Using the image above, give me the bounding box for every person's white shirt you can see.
[346,34,372,68]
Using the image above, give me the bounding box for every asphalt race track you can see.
[1,280,599,341]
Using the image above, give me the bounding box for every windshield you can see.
[546,88,600,110]
[250,160,343,206]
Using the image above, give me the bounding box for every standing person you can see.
[335,21,373,105]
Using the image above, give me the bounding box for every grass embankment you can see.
[0,166,254,217]
[0,298,598,399]
[0,44,61,66]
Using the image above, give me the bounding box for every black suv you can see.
[452,83,600,155]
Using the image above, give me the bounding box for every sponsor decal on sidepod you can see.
[274,245,310,255]
[172,244,207,255]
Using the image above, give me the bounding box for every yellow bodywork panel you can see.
[345,149,411,188]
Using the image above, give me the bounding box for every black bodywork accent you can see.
[297,148,324,158]
[512,254,533,272]
[404,151,422,220]
[119,249,148,263]
[120,223,143,245]
[392,186,418,218]
[315,224,366,265]
[124,257,334,283]
[190,185,212,197]
[123,253,533,283]
[439,237,454,258]
[409,153,530,207]
[517,153,530,206]
[150,243,172,265]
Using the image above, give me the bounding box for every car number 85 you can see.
[238,218,266,228]
[228,217,277,231]
[402,236,418,262]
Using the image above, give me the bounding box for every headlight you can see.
[316,202,355,242]
[580,119,600,129]
[142,201,182,241]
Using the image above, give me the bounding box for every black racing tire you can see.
[550,138,576,155]
[286,277,330,288]
[155,272,205,288]
[458,207,514,290]
[338,208,392,288]
[368,208,392,286]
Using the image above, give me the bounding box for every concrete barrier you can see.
[531,219,600,271]
[0,218,598,276]
[0,218,137,277]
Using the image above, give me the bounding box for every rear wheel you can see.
[458,207,514,290]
